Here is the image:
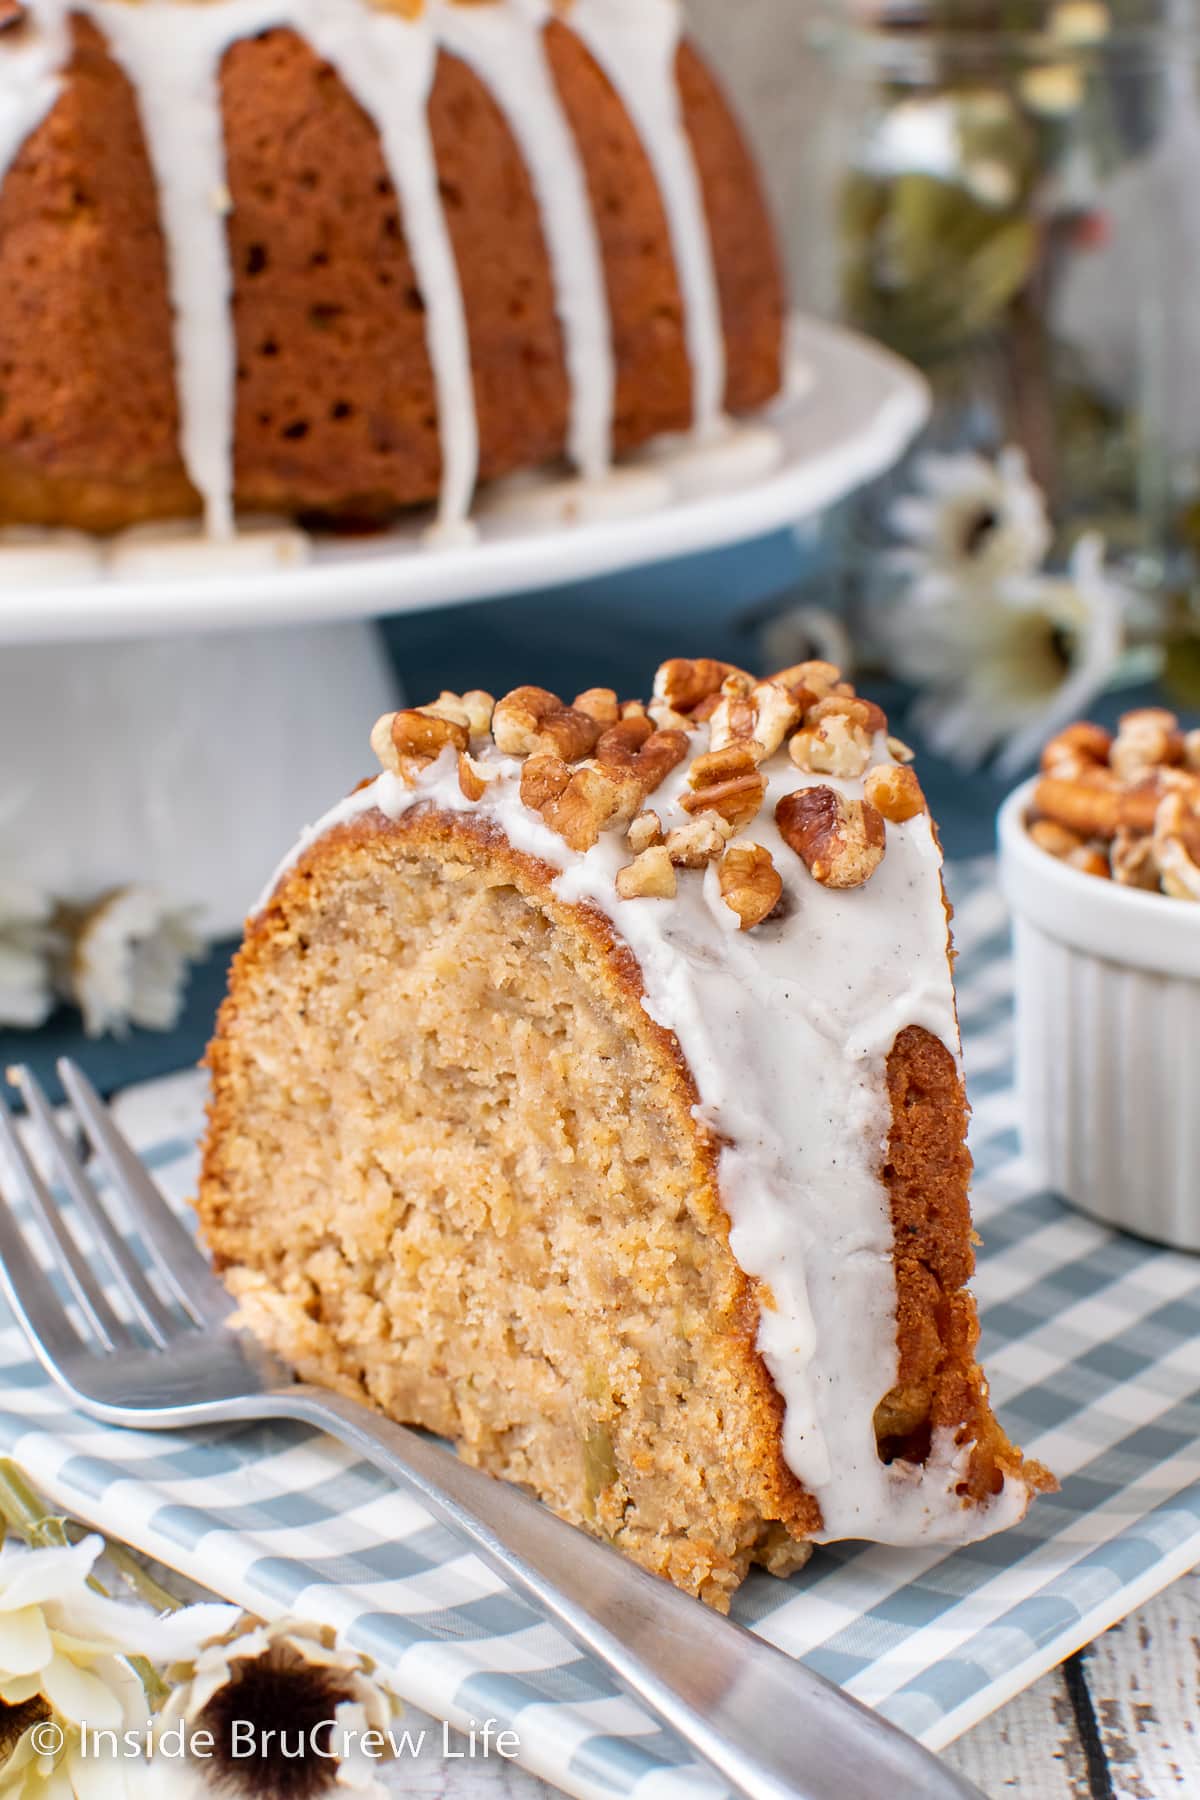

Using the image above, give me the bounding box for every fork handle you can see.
[263,1386,983,1800]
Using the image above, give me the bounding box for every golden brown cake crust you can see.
[675,40,786,416]
[543,18,695,453]
[0,15,196,532]
[222,27,444,521]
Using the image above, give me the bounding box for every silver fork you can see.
[0,1059,985,1800]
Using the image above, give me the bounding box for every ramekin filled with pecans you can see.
[998,707,1200,1251]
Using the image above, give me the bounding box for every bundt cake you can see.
[0,0,785,537]
[198,657,1052,1609]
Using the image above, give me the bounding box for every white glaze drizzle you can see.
[569,0,726,436]
[437,0,613,480]
[299,0,478,535]
[95,0,283,540]
[0,0,731,531]
[259,726,1031,1547]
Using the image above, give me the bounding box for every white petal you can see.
[0,1606,53,1675]
[0,1542,101,1614]
[40,1654,124,1730]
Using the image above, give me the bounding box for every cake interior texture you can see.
[201,663,1051,1607]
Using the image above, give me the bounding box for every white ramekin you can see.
[998,777,1200,1252]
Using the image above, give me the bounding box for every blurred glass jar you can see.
[812,0,1200,596]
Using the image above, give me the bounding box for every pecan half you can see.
[776,786,886,888]
[492,685,601,761]
[595,720,689,800]
[718,841,783,929]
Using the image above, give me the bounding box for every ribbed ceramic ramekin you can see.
[998,777,1200,1252]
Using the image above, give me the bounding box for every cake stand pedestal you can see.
[2,620,398,939]
[0,319,928,943]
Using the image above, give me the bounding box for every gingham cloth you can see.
[1,860,1197,1799]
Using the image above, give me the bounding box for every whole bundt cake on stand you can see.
[0,0,784,535]
[199,658,1052,1609]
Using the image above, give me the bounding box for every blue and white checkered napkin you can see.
[1,861,1198,1798]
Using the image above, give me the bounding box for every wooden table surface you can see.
[378,1568,1200,1799]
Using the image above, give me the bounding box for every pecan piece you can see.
[709,676,804,765]
[864,763,926,824]
[574,687,620,727]
[1110,825,1159,890]
[652,657,745,716]
[1033,769,1160,841]
[718,841,783,929]
[1110,707,1184,781]
[627,810,664,853]
[595,720,689,801]
[615,845,677,900]
[1028,817,1086,859]
[767,660,841,707]
[776,786,886,888]
[492,685,602,761]
[663,813,733,866]
[1153,789,1200,899]
[1040,721,1112,773]
[370,708,468,782]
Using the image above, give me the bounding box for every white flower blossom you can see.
[157,1617,397,1799]
[885,533,1126,773]
[760,604,854,681]
[55,887,203,1040]
[0,882,57,1030]
[0,1534,234,1799]
[888,447,1052,594]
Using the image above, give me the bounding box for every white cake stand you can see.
[1,318,926,938]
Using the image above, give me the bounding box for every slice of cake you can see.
[198,659,1050,1608]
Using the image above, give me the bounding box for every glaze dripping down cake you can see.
[0,0,784,537]
[199,658,1052,1608]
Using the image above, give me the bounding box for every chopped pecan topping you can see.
[718,841,783,929]
[864,763,926,824]
[776,786,886,888]
[664,813,733,866]
[652,657,745,716]
[627,810,664,854]
[615,845,677,900]
[573,687,620,727]
[1110,707,1184,781]
[492,686,601,761]
[709,676,804,765]
[370,708,468,782]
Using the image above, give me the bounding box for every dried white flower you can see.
[0,882,56,1030]
[157,1617,397,1799]
[885,533,1126,773]
[55,887,203,1040]
[888,447,1051,594]
[0,1534,233,1798]
[759,604,853,685]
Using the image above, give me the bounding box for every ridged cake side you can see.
[0,0,785,534]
